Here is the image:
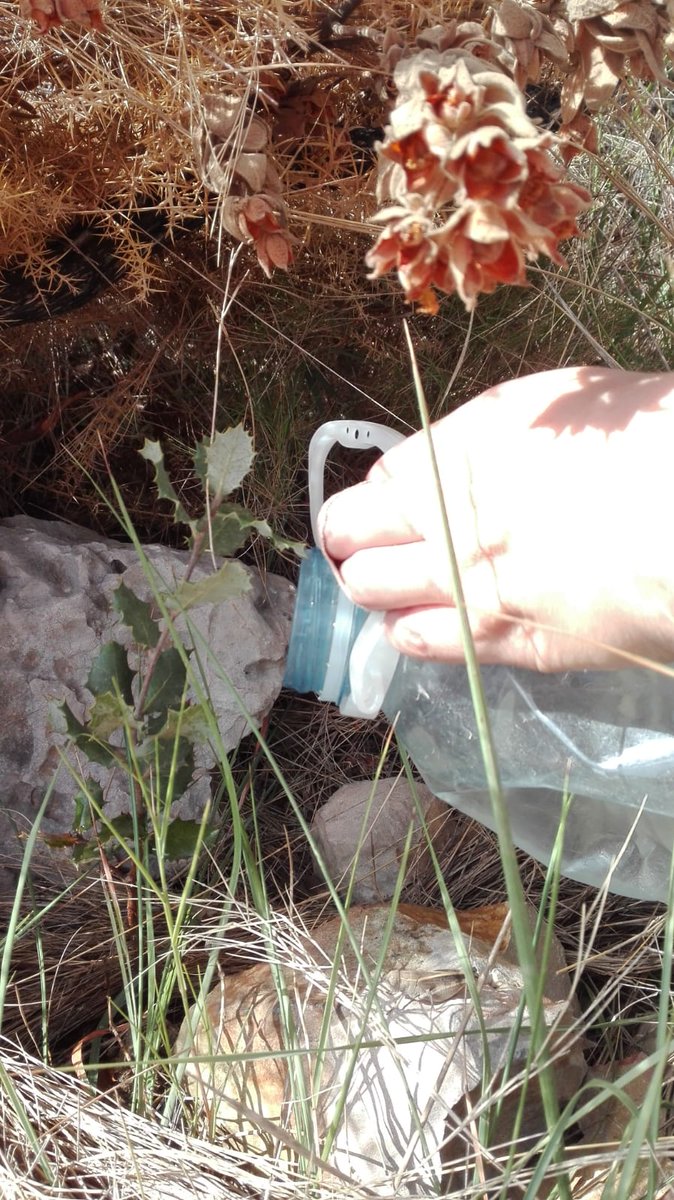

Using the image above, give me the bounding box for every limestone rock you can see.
[0,516,294,865]
[175,901,586,1195]
[310,776,453,901]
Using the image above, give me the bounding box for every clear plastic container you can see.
[283,420,674,901]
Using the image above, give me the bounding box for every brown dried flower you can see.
[19,0,103,31]
[369,50,591,311]
[441,203,531,303]
[365,198,449,314]
[415,20,517,72]
[489,0,572,87]
[194,95,272,195]
[193,95,292,277]
[557,110,599,162]
[450,125,530,204]
[518,145,591,246]
[379,54,540,209]
[272,82,337,144]
[381,21,516,78]
[221,195,294,278]
[561,0,674,121]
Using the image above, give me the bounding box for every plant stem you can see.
[404,320,570,1199]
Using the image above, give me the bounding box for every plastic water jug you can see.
[283,420,674,901]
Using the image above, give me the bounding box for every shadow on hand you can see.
[530,368,669,436]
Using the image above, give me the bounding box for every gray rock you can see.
[175,903,585,1192]
[311,776,454,901]
[0,516,294,868]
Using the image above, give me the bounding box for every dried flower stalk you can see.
[193,94,294,277]
[7,0,674,313]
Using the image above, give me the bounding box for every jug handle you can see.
[307,419,406,718]
[308,420,405,543]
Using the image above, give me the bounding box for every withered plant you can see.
[0,0,671,536]
[0,12,673,1192]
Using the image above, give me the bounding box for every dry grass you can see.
[0,0,669,545]
[0,833,669,1196]
[1,754,666,1066]
[0,1032,373,1199]
[0,1,672,1193]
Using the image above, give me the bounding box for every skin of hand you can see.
[318,367,674,672]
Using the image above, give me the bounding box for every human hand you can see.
[318,367,674,672]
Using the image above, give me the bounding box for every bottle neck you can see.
[284,548,401,717]
[283,548,367,705]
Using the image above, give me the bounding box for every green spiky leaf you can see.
[197,426,254,501]
[192,439,207,487]
[195,507,253,557]
[141,648,188,719]
[72,841,103,865]
[155,705,212,744]
[88,692,137,739]
[251,520,306,557]
[106,814,140,844]
[196,504,305,557]
[73,782,104,833]
[163,817,215,861]
[55,700,86,739]
[86,642,135,706]
[140,439,192,524]
[173,561,250,610]
[57,701,121,768]
[113,581,160,648]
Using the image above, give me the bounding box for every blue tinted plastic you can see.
[283,548,337,694]
[283,548,368,702]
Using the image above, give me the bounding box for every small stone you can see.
[310,776,453,901]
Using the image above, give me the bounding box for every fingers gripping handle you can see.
[308,420,405,544]
[306,419,405,718]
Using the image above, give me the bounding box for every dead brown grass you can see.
[1,1,670,542]
[0,4,671,1195]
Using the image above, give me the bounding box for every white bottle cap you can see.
[341,611,401,718]
[318,585,364,704]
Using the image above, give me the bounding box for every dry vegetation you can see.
[0,0,671,537]
[0,0,673,1195]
